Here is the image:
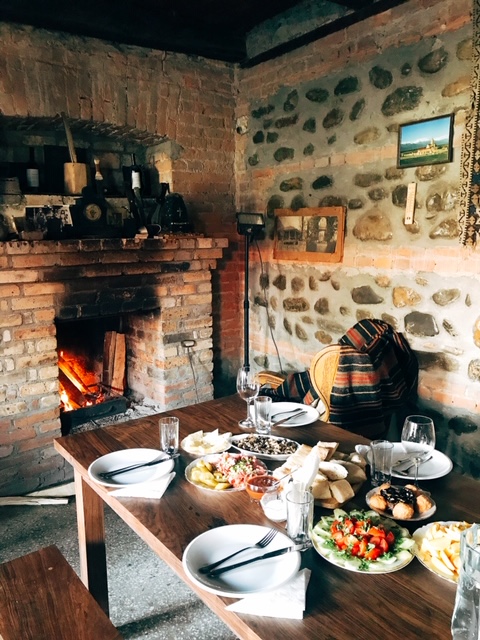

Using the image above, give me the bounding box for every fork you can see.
[198,528,278,574]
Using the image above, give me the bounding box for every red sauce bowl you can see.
[245,474,278,501]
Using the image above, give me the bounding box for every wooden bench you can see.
[0,545,123,640]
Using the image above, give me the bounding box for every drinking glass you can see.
[159,416,179,454]
[451,523,480,639]
[254,395,272,435]
[236,367,260,429]
[400,415,435,485]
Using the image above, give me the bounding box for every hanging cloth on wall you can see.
[459,0,480,246]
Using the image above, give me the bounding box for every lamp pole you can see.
[235,212,265,373]
[243,231,252,370]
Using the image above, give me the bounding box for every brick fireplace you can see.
[0,234,227,496]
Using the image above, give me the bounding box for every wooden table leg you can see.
[74,471,109,615]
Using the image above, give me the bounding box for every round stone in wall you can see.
[404,311,438,337]
[418,47,448,74]
[381,86,423,116]
[352,210,393,241]
[305,87,329,103]
[369,65,393,89]
[432,289,460,306]
[351,286,384,304]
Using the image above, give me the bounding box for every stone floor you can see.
[1,498,238,640]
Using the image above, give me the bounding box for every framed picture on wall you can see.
[274,206,346,263]
[397,114,454,168]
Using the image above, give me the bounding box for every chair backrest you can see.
[309,345,342,422]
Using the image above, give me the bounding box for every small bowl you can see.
[245,474,278,501]
[261,491,287,521]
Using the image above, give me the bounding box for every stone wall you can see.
[236,0,480,478]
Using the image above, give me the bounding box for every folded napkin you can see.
[110,472,175,498]
[225,569,311,619]
[292,448,320,493]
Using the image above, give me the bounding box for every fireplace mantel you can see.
[0,234,228,496]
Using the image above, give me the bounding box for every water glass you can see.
[159,416,179,454]
[451,524,480,639]
[254,396,272,435]
[286,489,313,546]
[370,440,394,487]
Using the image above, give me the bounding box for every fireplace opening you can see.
[56,317,128,434]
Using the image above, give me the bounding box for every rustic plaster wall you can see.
[236,0,480,478]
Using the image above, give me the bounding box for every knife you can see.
[98,452,179,479]
[207,545,305,577]
[394,454,433,476]
[271,411,307,428]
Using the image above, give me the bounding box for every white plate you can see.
[412,521,470,584]
[366,487,436,522]
[180,430,232,456]
[230,434,300,460]
[311,510,416,574]
[356,443,453,480]
[270,402,320,427]
[184,453,267,492]
[88,449,174,488]
[182,524,301,597]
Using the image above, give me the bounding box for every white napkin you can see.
[292,448,320,494]
[110,472,175,498]
[225,569,311,619]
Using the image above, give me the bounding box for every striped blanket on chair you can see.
[329,319,418,437]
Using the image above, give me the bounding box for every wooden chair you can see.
[0,545,123,640]
[257,366,331,421]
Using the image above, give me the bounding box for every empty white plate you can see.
[182,524,300,597]
[88,448,175,488]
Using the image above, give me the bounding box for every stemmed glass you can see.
[400,415,435,485]
[236,367,260,429]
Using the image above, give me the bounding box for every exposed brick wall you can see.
[0,235,227,495]
[0,20,244,403]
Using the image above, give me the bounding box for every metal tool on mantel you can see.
[61,112,89,195]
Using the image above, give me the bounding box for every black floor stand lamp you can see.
[236,212,265,371]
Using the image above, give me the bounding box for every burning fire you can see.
[60,388,75,412]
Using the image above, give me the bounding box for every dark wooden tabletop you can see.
[54,395,479,640]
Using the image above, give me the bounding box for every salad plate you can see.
[230,434,300,460]
[270,402,320,427]
[88,448,174,488]
[185,452,267,492]
[311,508,416,573]
[182,524,301,597]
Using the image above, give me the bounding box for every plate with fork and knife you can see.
[355,443,453,481]
[269,402,320,428]
[88,449,176,488]
[182,524,303,596]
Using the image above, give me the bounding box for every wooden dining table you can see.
[54,395,479,640]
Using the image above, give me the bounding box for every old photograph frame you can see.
[274,206,346,263]
[397,114,454,168]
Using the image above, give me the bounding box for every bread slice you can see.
[330,479,355,503]
[315,441,339,461]
[311,476,331,499]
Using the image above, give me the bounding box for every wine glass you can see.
[236,367,260,429]
[400,415,435,485]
